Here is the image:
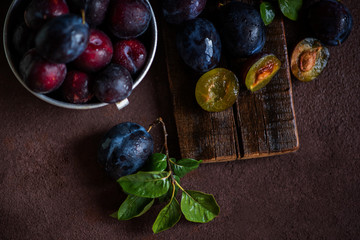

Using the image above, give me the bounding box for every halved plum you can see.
[195,68,239,112]
[291,38,329,82]
[242,53,281,92]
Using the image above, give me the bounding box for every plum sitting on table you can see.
[306,0,353,46]
[98,122,154,180]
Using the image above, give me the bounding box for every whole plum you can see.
[98,122,154,180]
[67,0,110,27]
[176,18,221,73]
[35,14,90,63]
[20,49,67,93]
[94,63,133,103]
[12,22,35,56]
[107,0,151,39]
[218,2,265,58]
[112,39,147,75]
[61,70,94,103]
[24,0,69,30]
[306,0,353,46]
[85,0,110,27]
[162,0,207,24]
[73,29,113,72]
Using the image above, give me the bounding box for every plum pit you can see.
[291,38,329,82]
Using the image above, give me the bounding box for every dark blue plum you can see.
[306,0,353,46]
[162,0,207,24]
[98,122,154,180]
[35,14,90,63]
[176,18,221,73]
[24,0,69,30]
[219,2,265,58]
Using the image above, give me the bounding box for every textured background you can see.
[0,0,359,239]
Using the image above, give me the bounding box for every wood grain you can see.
[234,15,299,159]
[162,23,239,162]
[162,1,299,163]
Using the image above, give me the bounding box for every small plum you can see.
[112,39,147,75]
[73,29,113,72]
[61,70,94,103]
[19,49,67,93]
[67,0,110,27]
[24,0,69,30]
[107,0,151,39]
[94,63,133,103]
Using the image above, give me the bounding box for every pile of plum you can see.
[162,0,281,112]
[13,0,152,104]
[162,0,353,111]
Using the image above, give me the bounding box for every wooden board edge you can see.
[280,18,300,152]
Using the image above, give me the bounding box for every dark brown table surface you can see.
[1,0,359,239]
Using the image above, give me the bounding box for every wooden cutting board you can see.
[162,1,299,163]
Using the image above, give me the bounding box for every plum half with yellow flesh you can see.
[242,53,281,92]
[291,38,329,82]
[195,68,239,112]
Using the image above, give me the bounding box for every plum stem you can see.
[217,0,232,8]
[148,118,176,181]
[81,9,86,24]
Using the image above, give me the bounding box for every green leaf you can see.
[110,212,118,219]
[117,171,171,198]
[152,198,182,233]
[159,175,180,203]
[170,158,202,178]
[115,195,154,220]
[278,0,302,21]
[181,190,220,223]
[260,2,276,25]
[145,153,167,171]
